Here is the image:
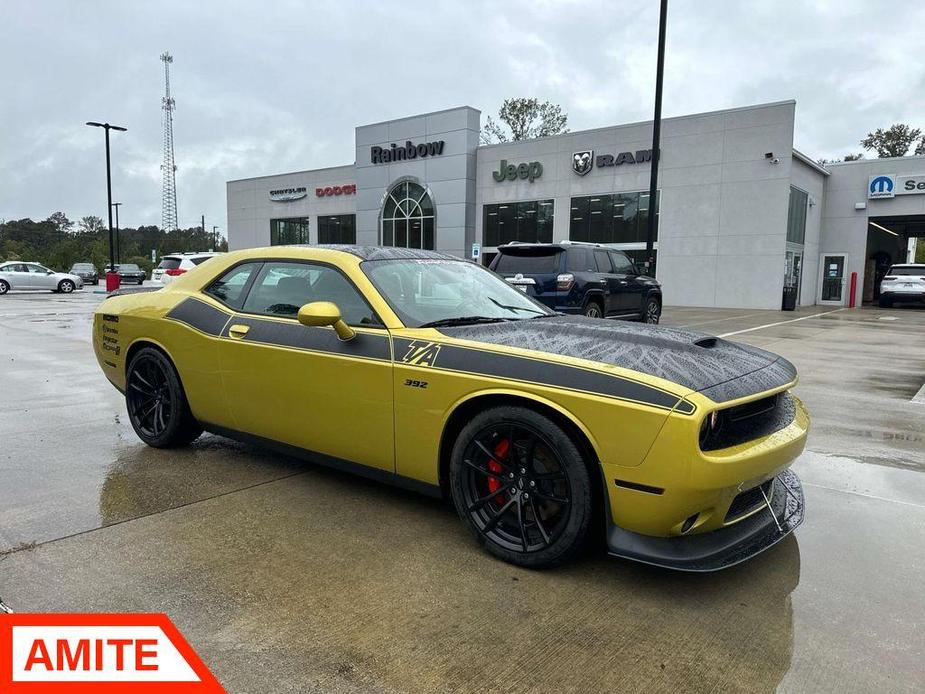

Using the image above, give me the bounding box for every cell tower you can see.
[160,51,178,232]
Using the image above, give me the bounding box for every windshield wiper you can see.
[419,316,512,328]
[487,297,546,315]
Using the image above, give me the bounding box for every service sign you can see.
[269,187,307,202]
[868,174,925,199]
[0,613,224,692]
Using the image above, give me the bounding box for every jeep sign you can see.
[492,160,543,183]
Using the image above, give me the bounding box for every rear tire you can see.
[125,347,202,448]
[449,406,593,569]
[583,299,604,319]
[878,296,893,308]
[0,280,8,295]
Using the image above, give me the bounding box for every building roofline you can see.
[227,163,355,185]
[358,105,481,130]
[824,153,925,167]
[476,100,797,151]
[792,149,830,176]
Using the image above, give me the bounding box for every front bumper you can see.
[606,470,804,572]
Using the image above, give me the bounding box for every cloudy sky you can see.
[2,0,924,235]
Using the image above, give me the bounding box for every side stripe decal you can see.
[165,297,232,336]
[164,298,693,414]
[221,315,392,361]
[393,338,694,414]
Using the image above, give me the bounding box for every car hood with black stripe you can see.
[437,315,796,403]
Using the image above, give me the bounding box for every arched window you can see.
[381,180,435,250]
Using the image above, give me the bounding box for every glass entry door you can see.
[819,254,847,304]
[785,250,803,304]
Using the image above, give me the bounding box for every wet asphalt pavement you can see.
[1,289,924,693]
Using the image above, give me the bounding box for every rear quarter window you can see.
[494,252,562,274]
[191,256,214,266]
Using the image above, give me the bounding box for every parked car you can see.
[152,252,222,285]
[69,262,99,285]
[488,241,663,323]
[879,263,925,307]
[112,263,147,285]
[92,245,807,572]
[0,261,83,294]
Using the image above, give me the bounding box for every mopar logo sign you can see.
[869,175,895,199]
[868,174,925,199]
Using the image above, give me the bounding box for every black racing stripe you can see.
[166,297,231,336]
[225,315,391,361]
[394,338,688,412]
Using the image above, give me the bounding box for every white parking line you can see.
[912,383,925,405]
[717,308,847,337]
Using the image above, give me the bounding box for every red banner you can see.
[0,613,224,693]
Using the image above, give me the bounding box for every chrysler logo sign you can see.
[571,149,655,176]
[269,187,307,202]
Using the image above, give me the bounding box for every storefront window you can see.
[270,217,310,245]
[787,187,808,244]
[382,181,435,250]
[569,192,658,244]
[318,214,356,244]
[483,200,554,246]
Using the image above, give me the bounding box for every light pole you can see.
[644,0,668,275]
[212,226,219,251]
[111,202,122,264]
[86,121,127,285]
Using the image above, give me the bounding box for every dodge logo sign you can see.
[572,151,593,176]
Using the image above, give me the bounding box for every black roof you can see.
[315,245,460,261]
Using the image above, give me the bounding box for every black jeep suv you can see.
[488,242,662,323]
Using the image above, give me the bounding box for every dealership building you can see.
[227,101,925,309]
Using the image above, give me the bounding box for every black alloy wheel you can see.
[58,280,75,293]
[583,300,603,319]
[0,280,8,295]
[125,347,201,448]
[450,406,592,568]
[643,297,661,324]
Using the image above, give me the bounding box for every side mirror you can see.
[297,301,356,341]
[47,270,54,275]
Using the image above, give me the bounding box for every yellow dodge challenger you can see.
[93,245,807,571]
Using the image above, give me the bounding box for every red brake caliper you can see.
[487,438,510,505]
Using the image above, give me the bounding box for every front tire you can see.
[125,347,202,448]
[58,280,75,294]
[642,296,661,324]
[0,280,8,295]
[449,406,593,569]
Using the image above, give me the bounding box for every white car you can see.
[151,252,223,285]
[879,263,925,308]
[0,261,83,295]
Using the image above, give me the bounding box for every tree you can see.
[843,153,864,161]
[916,138,925,156]
[481,98,568,144]
[860,124,922,158]
[77,215,106,235]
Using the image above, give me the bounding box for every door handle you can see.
[228,324,250,339]
[618,280,628,285]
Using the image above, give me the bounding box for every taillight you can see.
[556,273,575,291]
[164,268,186,276]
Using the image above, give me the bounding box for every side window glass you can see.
[242,261,379,326]
[594,250,613,273]
[609,251,634,274]
[204,263,258,310]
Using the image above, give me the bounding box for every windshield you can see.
[887,266,925,277]
[363,259,554,328]
[71,263,94,271]
[120,264,140,271]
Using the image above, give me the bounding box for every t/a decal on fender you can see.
[400,341,441,367]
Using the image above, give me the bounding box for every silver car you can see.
[0,261,84,295]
